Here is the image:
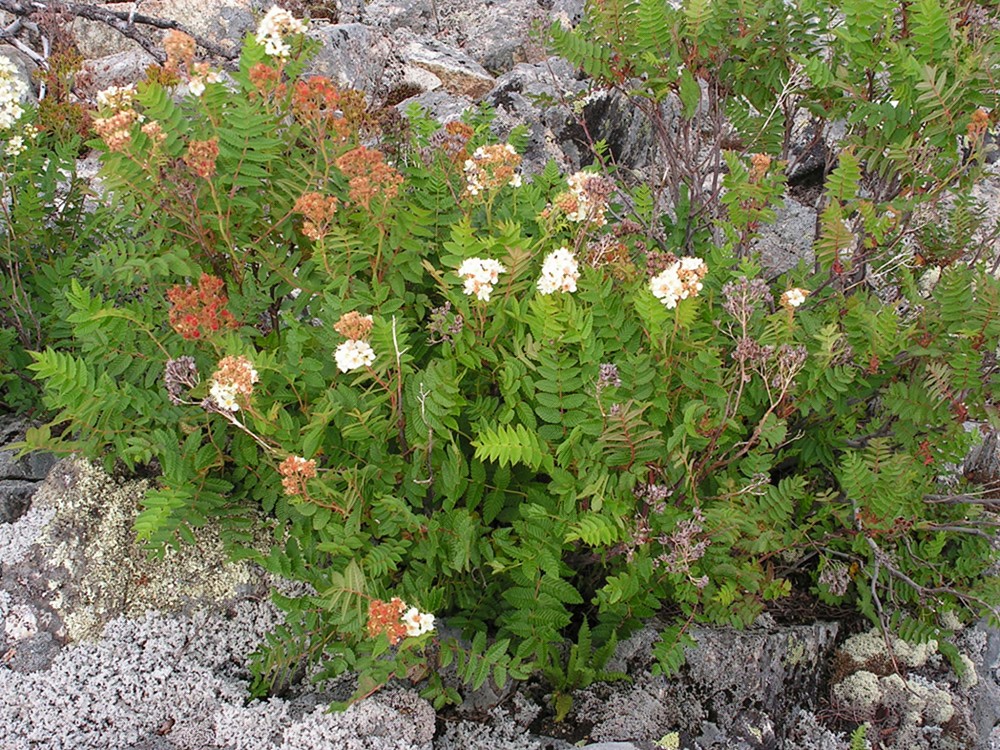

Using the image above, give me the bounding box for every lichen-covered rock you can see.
[2,458,265,641]
[750,197,817,279]
[574,620,839,747]
[395,31,495,99]
[69,0,253,59]
[305,23,403,99]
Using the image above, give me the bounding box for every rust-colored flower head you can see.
[184,138,219,179]
[333,311,374,341]
[278,455,317,496]
[164,30,196,71]
[336,146,404,211]
[367,597,408,645]
[749,153,772,182]
[294,191,339,240]
[167,273,238,339]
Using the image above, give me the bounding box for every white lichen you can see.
[832,671,882,717]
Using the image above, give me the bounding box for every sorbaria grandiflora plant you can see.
[14,0,1000,709]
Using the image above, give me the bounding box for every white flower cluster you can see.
[5,135,24,156]
[95,84,135,111]
[0,55,28,131]
[209,363,259,412]
[457,257,506,302]
[463,143,521,196]
[780,287,809,309]
[255,6,307,58]
[650,256,707,309]
[537,247,580,295]
[188,71,222,97]
[402,606,435,637]
[335,337,376,373]
[564,170,609,225]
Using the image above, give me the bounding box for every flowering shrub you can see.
[11,2,1000,716]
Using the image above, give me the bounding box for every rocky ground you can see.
[2,417,1000,749]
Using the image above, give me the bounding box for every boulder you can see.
[305,23,403,100]
[395,31,495,99]
[70,0,253,59]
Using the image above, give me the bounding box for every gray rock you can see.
[750,197,818,278]
[81,50,159,96]
[396,31,495,99]
[305,23,403,100]
[398,89,473,123]
[964,620,1000,748]
[0,479,37,523]
[486,58,588,174]
[362,0,436,34]
[70,0,253,59]
[575,621,839,746]
[0,419,57,482]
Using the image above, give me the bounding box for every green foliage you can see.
[4,2,1000,717]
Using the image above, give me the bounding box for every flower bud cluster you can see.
[537,247,580,295]
[650,256,707,309]
[334,311,376,373]
[463,143,522,196]
[278,455,317,497]
[557,171,614,225]
[187,64,223,97]
[367,597,435,645]
[5,124,36,157]
[93,109,140,153]
[184,138,220,179]
[163,356,199,405]
[294,191,339,240]
[96,84,136,111]
[208,355,259,412]
[457,257,506,302]
[164,30,196,71]
[167,273,237,340]
[255,6,307,58]
[0,55,27,131]
[336,146,404,211]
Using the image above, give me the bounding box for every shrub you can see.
[11,2,1000,708]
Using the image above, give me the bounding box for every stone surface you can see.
[396,31,495,99]
[305,23,403,99]
[750,197,818,278]
[70,0,253,59]
[0,479,36,524]
[1,458,265,641]
[574,619,840,747]
[80,50,159,96]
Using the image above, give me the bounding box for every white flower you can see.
[0,55,28,131]
[650,256,707,308]
[188,77,206,97]
[96,84,136,111]
[5,135,25,156]
[335,339,376,373]
[209,381,241,412]
[780,287,808,309]
[458,257,506,302]
[255,6,306,58]
[537,247,580,295]
[508,173,522,188]
[402,607,436,637]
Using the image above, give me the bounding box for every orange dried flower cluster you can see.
[333,311,374,340]
[367,597,408,645]
[463,143,522,196]
[336,146,404,211]
[248,63,286,99]
[968,108,990,139]
[749,153,772,182]
[291,77,367,141]
[164,30,196,72]
[434,121,475,162]
[93,109,139,152]
[209,355,259,412]
[167,273,237,339]
[141,120,167,145]
[184,138,219,179]
[294,192,339,240]
[278,455,317,496]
